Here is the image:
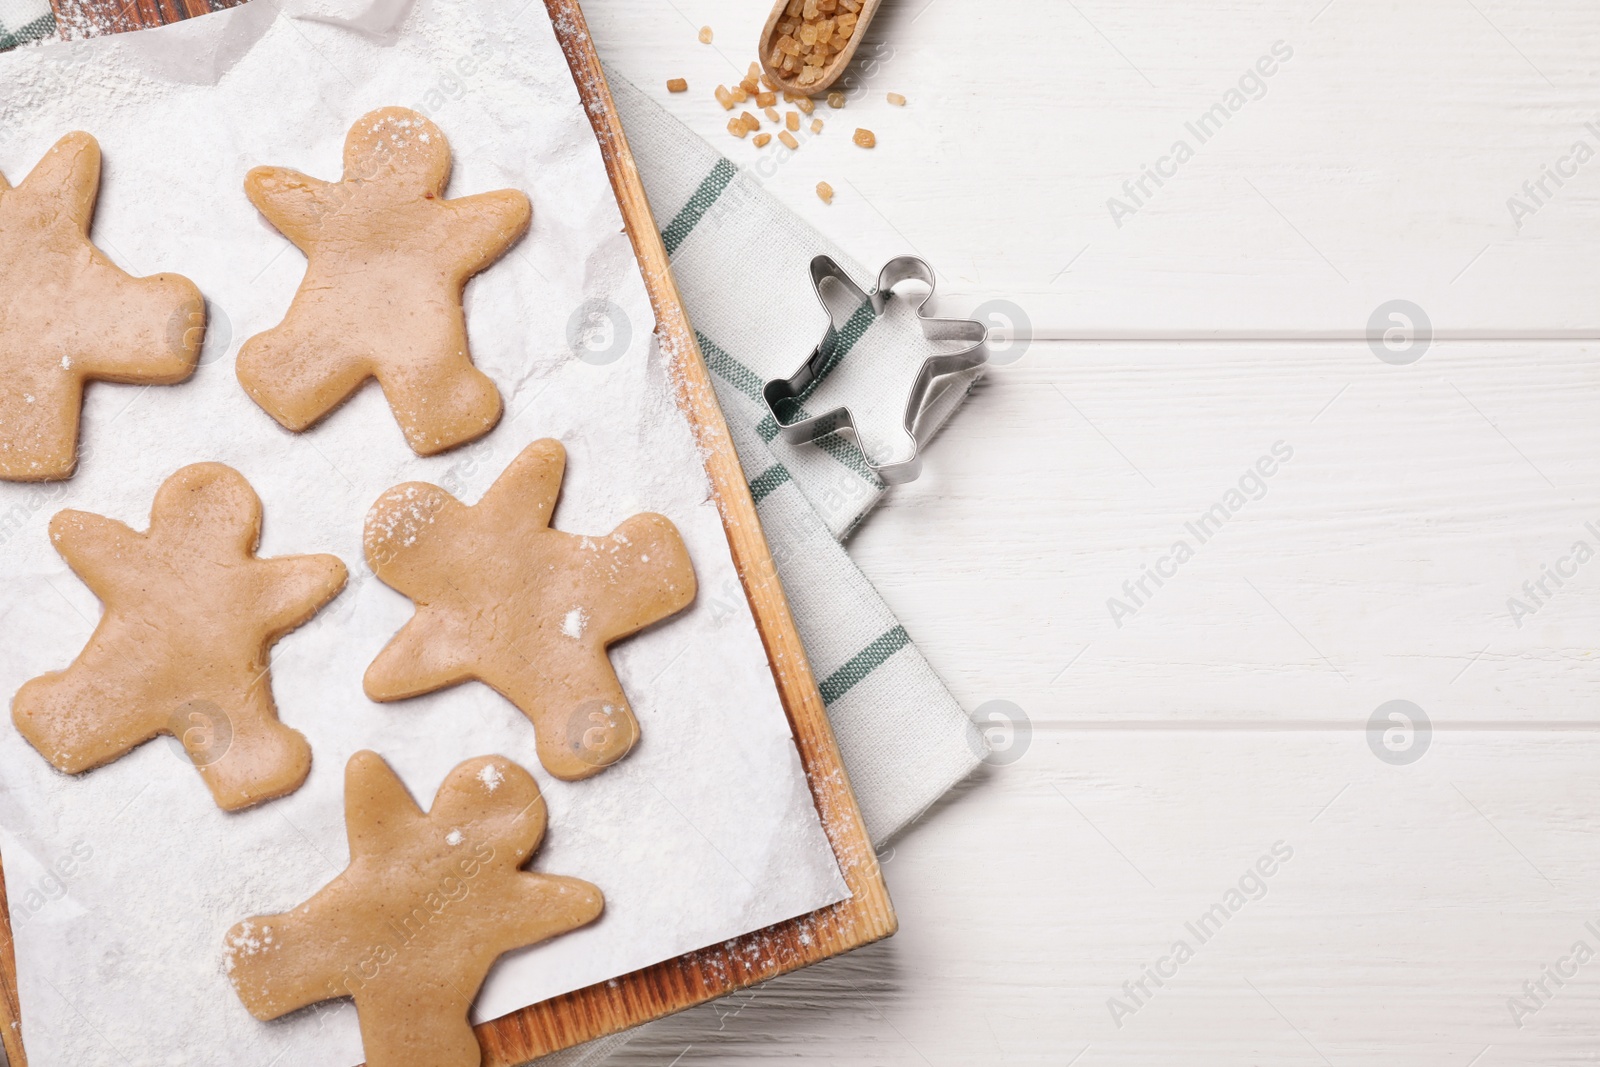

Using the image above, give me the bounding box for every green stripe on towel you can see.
[700,331,882,487]
[660,158,738,256]
[0,13,56,51]
[747,463,792,504]
[818,626,911,706]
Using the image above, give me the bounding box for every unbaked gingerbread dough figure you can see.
[225,750,603,1067]
[0,132,204,481]
[12,463,347,810]
[237,107,531,456]
[364,438,697,779]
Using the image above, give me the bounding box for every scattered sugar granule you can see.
[715,85,735,109]
[756,91,776,108]
[827,91,846,109]
[478,763,504,792]
[786,111,800,131]
[816,181,834,204]
[764,106,781,124]
[887,92,907,106]
[446,829,464,846]
[853,127,876,148]
[779,130,799,150]
[698,25,713,43]
[562,607,589,639]
[811,118,824,134]
[754,132,772,148]
[667,78,688,93]
[728,117,750,139]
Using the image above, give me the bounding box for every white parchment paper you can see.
[0,1,850,1062]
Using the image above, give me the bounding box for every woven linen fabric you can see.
[0,0,52,51]
[608,71,984,843]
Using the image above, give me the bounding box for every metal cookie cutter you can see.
[761,254,989,485]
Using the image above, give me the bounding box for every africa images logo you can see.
[1106,41,1295,229]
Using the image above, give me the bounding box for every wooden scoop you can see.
[759,0,882,97]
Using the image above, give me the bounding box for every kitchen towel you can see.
[607,72,984,845]
[0,0,52,51]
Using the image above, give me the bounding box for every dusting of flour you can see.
[0,0,846,1064]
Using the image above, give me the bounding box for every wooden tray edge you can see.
[473,3,896,1062]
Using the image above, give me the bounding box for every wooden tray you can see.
[0,2,896,1063]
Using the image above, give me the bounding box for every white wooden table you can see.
[590,1,1600,1062]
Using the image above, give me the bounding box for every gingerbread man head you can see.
[342,107,453,199]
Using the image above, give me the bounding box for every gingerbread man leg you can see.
[371,318,504,456]
[235,306,374,434]
[12,623,162,775]
[14,643,313,810]
[0,376,83,483]
[359,980,482,1067]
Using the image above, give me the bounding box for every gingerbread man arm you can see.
[245,166,337,248]
[11,133,204,385]
[580,512,698,644]
[70,265,204,384]
[343,749,427,859]
[501,873,606,946]
[17,132,99,233]
[362,615,476,702]
[47,510,150,603]
[225,898,363,1020]
[474,437,564,531]
[255,554,348,636]
[363,486,479,701]
[441,190,532,278]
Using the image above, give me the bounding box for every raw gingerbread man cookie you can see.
[237,107,531,456]
[225,750,603,1067]
[0,132,204,481]
[364,439,697,779]
[12,463,347,810]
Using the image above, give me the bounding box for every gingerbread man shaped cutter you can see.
[760,254,989,485]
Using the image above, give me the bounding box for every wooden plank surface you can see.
[589,0,1600,337]
[608,337,1600,1066]
[578,4,1600,1063]
[0,1,894,1063]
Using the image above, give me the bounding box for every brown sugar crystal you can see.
[770,0,864,88]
